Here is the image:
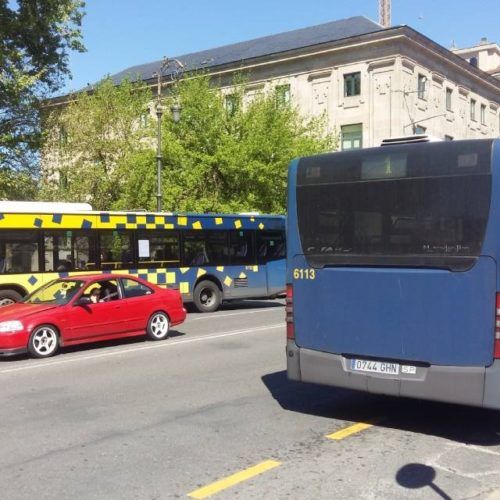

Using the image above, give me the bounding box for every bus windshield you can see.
[296,140,492,270]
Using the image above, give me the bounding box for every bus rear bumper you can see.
[286,341,500,410]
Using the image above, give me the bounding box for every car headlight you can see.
[0,320,24,333]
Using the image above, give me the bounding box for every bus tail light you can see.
[495,294,500,359]
[286,284,294,340]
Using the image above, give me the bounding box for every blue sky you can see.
[62,0,499,93]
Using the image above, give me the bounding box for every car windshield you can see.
[25,279,84,305]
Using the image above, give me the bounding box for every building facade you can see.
[452,38,500,79]
[59,17,500,151]
[105,16,500,150]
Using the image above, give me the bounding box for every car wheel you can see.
[147,311,170,340]
[193,280,221,313]
[28,325,59,358]
[0,289,23,307]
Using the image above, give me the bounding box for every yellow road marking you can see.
[326,418,382,440]
[187,460,281,499]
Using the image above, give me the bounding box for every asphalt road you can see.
[2,299,500,499]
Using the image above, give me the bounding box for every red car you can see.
[0,274,186,358]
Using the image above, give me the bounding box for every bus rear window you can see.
[296,140,492,270]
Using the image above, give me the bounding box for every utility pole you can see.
[379,0,391,28]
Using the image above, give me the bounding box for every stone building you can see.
[106,16,500,149]
[452,38,500,79]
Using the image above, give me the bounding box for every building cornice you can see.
[45,25,500,109]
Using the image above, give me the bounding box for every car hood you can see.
[0,303,60,321]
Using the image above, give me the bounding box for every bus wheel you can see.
[0,289,23,307]
[28,325,60,358]
[193,280,221,313]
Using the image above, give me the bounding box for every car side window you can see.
[121,278,153,299]
[82,280,121,303]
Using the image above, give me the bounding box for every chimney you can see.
[379,0,391,28]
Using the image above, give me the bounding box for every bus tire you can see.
[146,311,170,340]
[28,325,60,358]
[0,289,23,307]
[193,280,221,313]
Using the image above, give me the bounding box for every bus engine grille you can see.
[234,278,249,288]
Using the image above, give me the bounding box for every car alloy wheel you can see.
[147,312,170,340]
[29,325,59,358]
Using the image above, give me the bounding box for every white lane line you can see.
[0,324,284,375]
[453,443,500,458]
[187,308,282,322]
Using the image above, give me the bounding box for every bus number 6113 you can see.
[293,268,316,280]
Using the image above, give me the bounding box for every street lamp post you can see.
[153,57,184,212]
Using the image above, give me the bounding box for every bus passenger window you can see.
[257,232,286,262]
[44,232,95,272]
[229,231,255,265]
[99,232,134,270]
[136,231,180,269]
[182,231,228,267]
[183,236,207,266]
[0,231,40,274]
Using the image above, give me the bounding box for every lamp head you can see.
[171,102,182,123]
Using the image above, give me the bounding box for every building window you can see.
[415,125,426,135]
[343,72,361,97]
[445,88,453,111]
[341,124,362,150]
[225,94,239,116]
[275,84,291,106]
[480,104,486,125]
[470,99,476,121]
[417,74,427,100]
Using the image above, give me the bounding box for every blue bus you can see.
[286,138,500,409]
[0,206,286,313]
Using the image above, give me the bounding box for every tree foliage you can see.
[0,0,85,182]
[43,74,337,213]
[41,78,153,208]
[160,76,336,212]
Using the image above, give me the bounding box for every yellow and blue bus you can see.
[286,138,500,409]
[0,203,285,312]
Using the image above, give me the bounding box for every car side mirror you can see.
[75,296,91,306]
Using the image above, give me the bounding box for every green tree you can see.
[0,0,85,191]
[149,75,336,213]
[41,77,153,209]
[156,76,337,213]
[44,74,337,213]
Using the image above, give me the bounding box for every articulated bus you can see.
[0,204,285,312]
[286,138,500,409]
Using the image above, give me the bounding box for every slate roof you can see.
[108,16,383,86]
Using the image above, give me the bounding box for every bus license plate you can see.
[350,359,399,375]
